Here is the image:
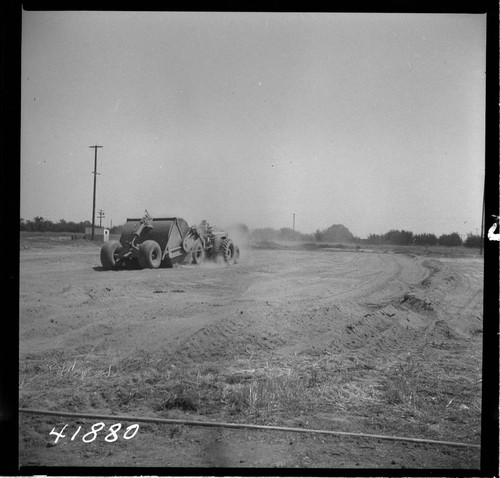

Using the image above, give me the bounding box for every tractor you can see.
[182,219,240,266]
[100,211,240,270]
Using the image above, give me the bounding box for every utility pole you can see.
[480,182,485,255]
[293,213,296,232]
[89,145,103,240]
[98,209,105,228]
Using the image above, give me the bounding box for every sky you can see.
[21,11,486,238]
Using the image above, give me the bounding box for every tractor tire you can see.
[234,245,240,264]
[220,239,235,265]
[191,239,205,265]
[212,236,223,257]
[138,240,162,269]
[100,241,123,269]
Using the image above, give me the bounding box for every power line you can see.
[89,145,103,240]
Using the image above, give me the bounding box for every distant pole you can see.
[293,213,296,232]
[89,145,103,240]
[480,182,485,255]
[98,209,105,228]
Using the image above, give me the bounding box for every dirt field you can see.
[18,234,484,469]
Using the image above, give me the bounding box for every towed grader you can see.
[100,211,240,270]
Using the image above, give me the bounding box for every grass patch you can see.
[111,354,385,422]
[20,346,481,444]
[19,348,116,390]
[379,352,482,439]
[384,358,421,412]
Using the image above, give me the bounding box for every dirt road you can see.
[19,237,483,469]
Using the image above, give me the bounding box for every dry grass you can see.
[20,350,386,419]
[52,359,113,380]
[19,347,115,389]
[384,355,421,410]
[137,353,385,422]
[20,345,481,443]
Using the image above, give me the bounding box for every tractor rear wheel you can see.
[138,240,162,269]
[192,240,205,265]
[220,239,235,265]
[100,241,123,269]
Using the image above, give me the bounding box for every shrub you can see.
[366,234,383,245]
[413,233,438,246]
[314,224,354,243]
[383,229,414,245]
[463,233,482,248]
[438,232,462,247]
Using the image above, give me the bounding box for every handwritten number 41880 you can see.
[50,423,139,444]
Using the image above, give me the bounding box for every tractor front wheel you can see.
[100,241,123,269]
[212,236,223,258]
[192,240,205,265]
[138,240,162,269]
[220,239,236,265]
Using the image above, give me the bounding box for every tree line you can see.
[20,217,91,233]
[20,217,481,248]
[20,217,123,234]
[365,229,481,248]
[248,225,481,248]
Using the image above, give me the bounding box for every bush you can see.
[438,232,462,247]
[413,233,438,246]
[366,234,383,245]
[383,229,414,245]
[314,224,354,243]
[463,233,482,248]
